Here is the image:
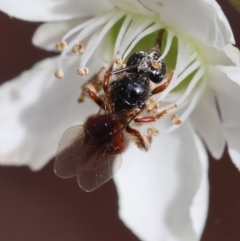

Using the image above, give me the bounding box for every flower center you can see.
[54,5,207,133]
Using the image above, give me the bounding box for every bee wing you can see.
[54,124,122,191]
[55,108,142,191]
[54,125,84,178]
[76,153,122,192]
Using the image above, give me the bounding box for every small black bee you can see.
[111,47,167,83]
[54,29,174,192]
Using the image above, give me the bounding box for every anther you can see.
[77,68,85,76]
[54,69,64,79]
[152,103,160,114]
[78,93,85,103]
[55,41,67,51]
[84,67,89,75]
[115,58,123,67]
[148,100,157,111]
[147,128,159,137]
[151,60,162,69]
[73,43,85,54]
[171,114,182,125]
[146,99,160,113]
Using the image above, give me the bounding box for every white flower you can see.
[0,0,239,240]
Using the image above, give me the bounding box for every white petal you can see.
[224,44,240,67]
[190,87,225,159]
[114,122,208,241]
[217,66,240,85]
[0,0,113,22]
[211,66,240,169]
[196,42,234,66]
[197,44,240,71]
[189,131,209,238]
[0,56,100,170]
[143,0,234,49]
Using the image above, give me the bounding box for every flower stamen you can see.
[157,31,174,61]
[175,67,205,106]
[116,16,152,57]
[56,10,123,75]
[54,69,64,79]
[113,14,133,58]
[122,22,161,61]
[73,43,85,54]
[171,115,182,125]
[77,68,86,76]
[80,11,125,69]
[55,41,67,51]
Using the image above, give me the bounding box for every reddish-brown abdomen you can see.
[106,132,125,155]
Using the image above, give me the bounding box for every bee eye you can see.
[149,61,167,83]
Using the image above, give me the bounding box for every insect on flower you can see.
[54,29,176,192]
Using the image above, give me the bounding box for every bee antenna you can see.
[110,67,132,75]
[155,29,166,51]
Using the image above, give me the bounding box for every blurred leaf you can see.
[228,0,240,13]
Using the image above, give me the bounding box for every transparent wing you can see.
[54,124,122,191]
[54,108,141,191]
[77,154,122,192]
[54,125,84,178]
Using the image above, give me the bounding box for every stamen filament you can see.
[123,23,162,61]
[158,60,201,101]
[80,11,125,68]
[164,78,207,133]
[119,16,153,58]
[57,11,116,68]
[173,60,201,89]
[177,53,197,77]
[157,30,174,61]
[62,11,115,41]
[175,67,205,106]
[114,14,133,57]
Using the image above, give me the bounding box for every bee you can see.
[54,29,175,192]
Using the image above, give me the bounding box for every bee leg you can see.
[134,104,177,123]
[103,69,110,93]
[151,70,173,95]
[84,88,103,107]
[126,125,152,151]
[78,68,105,102]
[103,62,115,93]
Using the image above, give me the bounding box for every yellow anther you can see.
[171,114,182,125]
[147,128,159,137]
[77,68,85,76]
[148,101,156,111]
[73,43,85,54]
[78,93,85,103]
[54,69,64,79]
[115,58,123,68]
[147,99,159,112]
[55,41,67,51]
[83,67,89,75]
